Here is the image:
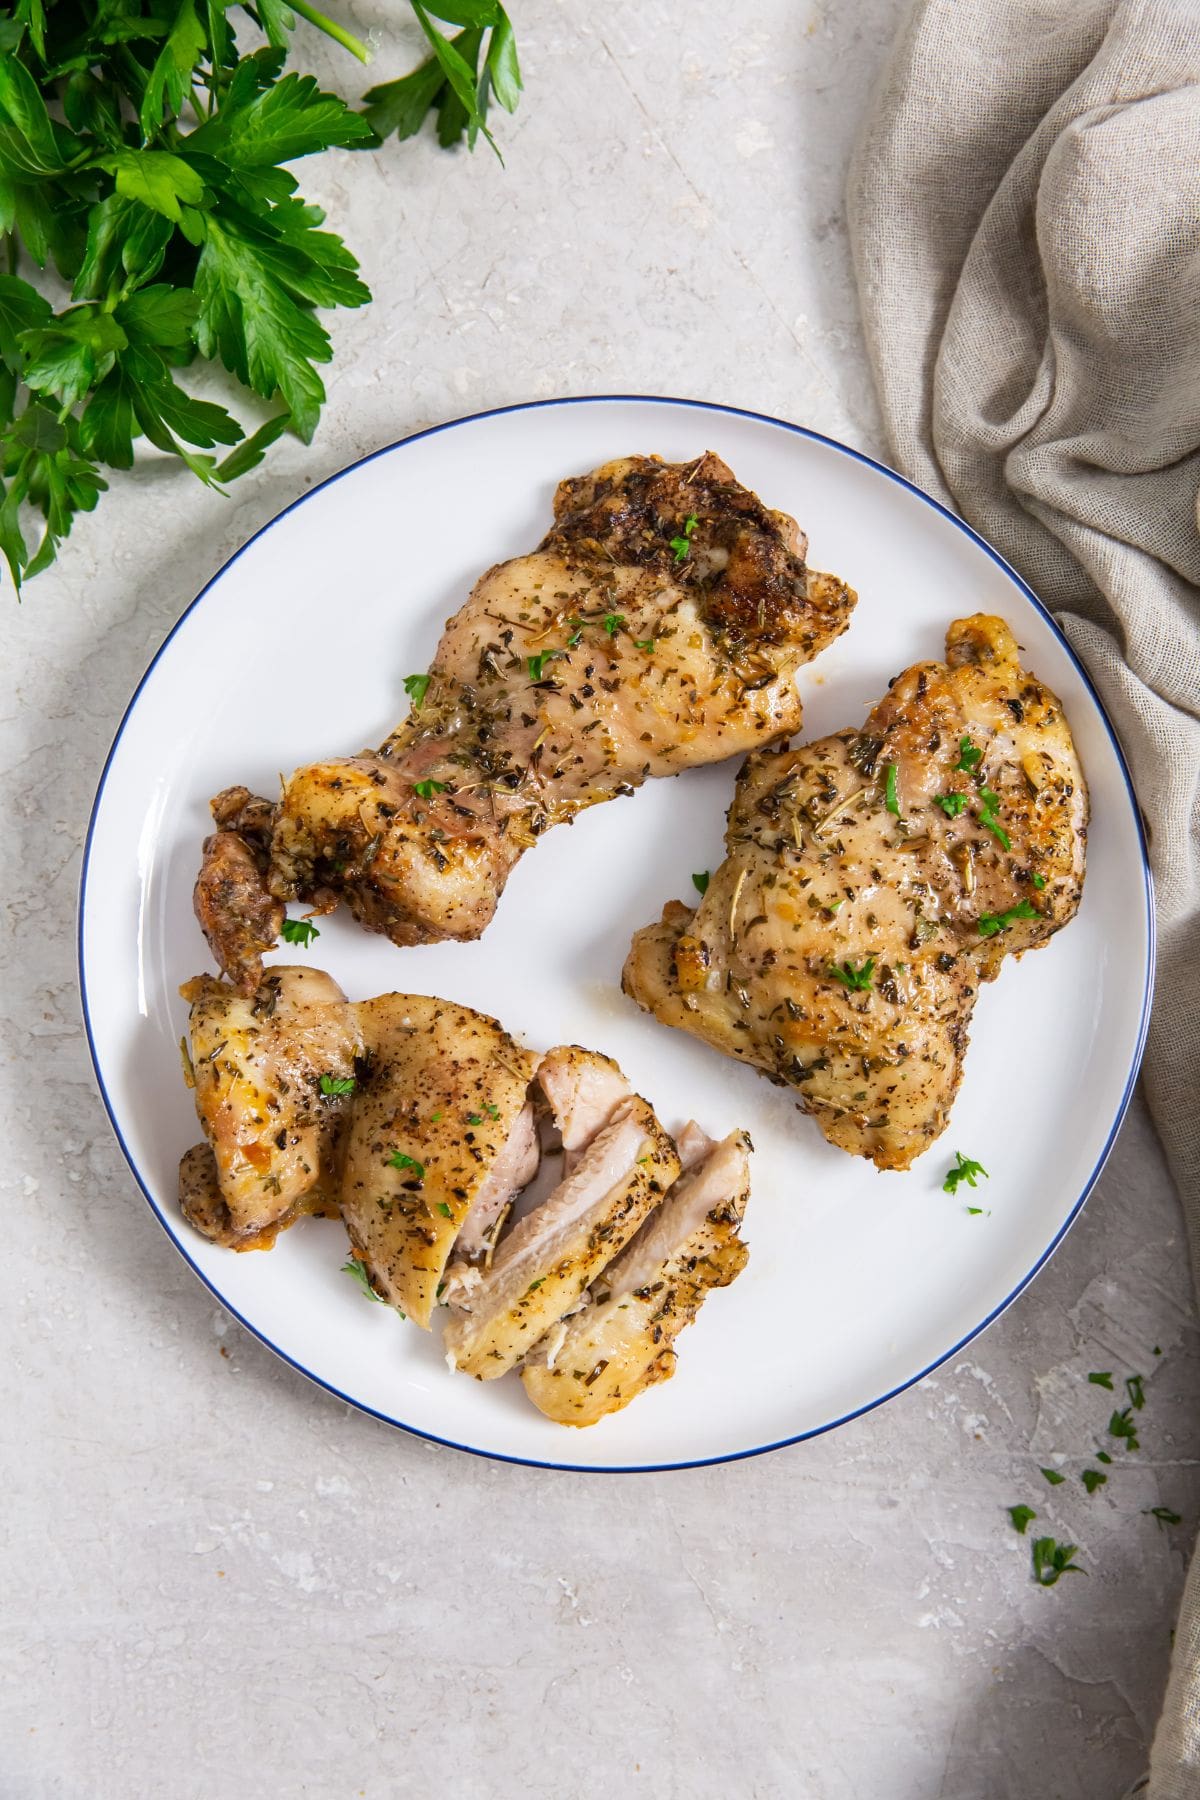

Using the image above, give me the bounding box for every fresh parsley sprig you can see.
[0,2,524,589]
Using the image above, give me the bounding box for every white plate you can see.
[79,396,1152,1472]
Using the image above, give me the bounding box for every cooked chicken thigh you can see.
[623,616,1087,1170]
[178,966,361,1246]
[521,1126,751,1426]
[196,453,856,990]
[338,994,538,1326]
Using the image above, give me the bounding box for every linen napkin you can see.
[846,1,1200,1791]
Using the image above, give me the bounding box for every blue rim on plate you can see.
[77,393,1156,1474]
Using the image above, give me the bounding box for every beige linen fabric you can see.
[847,2,1200,1791]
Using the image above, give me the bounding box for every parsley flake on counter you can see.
[943,1151,988,1196]
[1081,1469,1107,1495]
[1147,1507,1182,1528]
[386,1150,425,1180]
[977,788,1012,851]
[884,762,901,816]
[1096,1450,1112,1465]
[966,1206,988,1216]
[934,792,968,817]
[404,673,431,710]
[319,1074,356,1097]
[342,1258,388,1305]
[828,957,875,992]
[1087,1371,1114,1389]
[1040,1467,1066,1486]
[692,871,710,895]
[978,899,1039,937]
[413,778,447,799]
[1126,1373,1146,1410]
[1109,1407,1140,1451]
[280,917,319,948]
[956,736,983,772]
[1008,1504,1037,1535]
[1032,1537,1084,1587]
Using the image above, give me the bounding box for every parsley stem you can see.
[290,0,372,63]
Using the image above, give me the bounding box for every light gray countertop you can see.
[3,5,1197,1796]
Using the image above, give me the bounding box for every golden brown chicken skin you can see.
[623,616,1087,1171]
[195,453,856,989]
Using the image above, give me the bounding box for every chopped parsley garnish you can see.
[528,649,563,682]
[1147,1507,1182,1528]
[566,619,584,647]
[977,788,1011,850]
[319,1074,356,1097]
[435,1201,452,1219]
[1126,1373,1146,1410]
[465,1112,483,1125]
[1040,1467,1066,1486]
[884,762,900,816]
[634,638,657,652]
[828,957,875,992]
[967,1206,988,1216]
[1108,1407,1140,1451]
[430,1110,443,1123]
[977,899,1039,937]
[670,513,700,562]
[1008,1504,1037,1535]
[602,611,626,636]
[404,673,431,711]
[1032,872,1046,890]
[484,1101,501,1120]
[342,1258,387,1305]
[413,778,447,799]
[1081,1469,1107,1494]
[934,792,968,818]
[386,1150,425,1180]
[943,1151,989,1196]
[280,917,319,948]
[1087,1371,1114,1389]
[692,870,710,895]
[525,1278,545,1293]
[1032,1537,1083,1587]
[956,736,983,772]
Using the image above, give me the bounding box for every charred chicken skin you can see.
[196,453,856,990]
[623,615,1087,1171]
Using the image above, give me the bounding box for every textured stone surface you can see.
[2,4,1196,1797]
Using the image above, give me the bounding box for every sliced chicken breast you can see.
[442,1099,680,1380]
[339,994,538,1326]
[521,1128,751,1426]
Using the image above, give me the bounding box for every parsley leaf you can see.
[934,792,968,818]
[527,649,563,682]
[956,736,983,772]
[404,673,431,710]
[319,1073,356,1096]
[669,512,699,562]
[1031,1537,1084,1587]
[1032,872,1046,890]
[1126,1373,1146,1410]
[1008,1504,1036,1535]
[602,611,625,636]
[435,1201,452,1218]
[1146,1506,1182,1528]
[884,762,900,816]
[280,916,319,947]
[977,787,1012,851]
[828,957,875,992]
[692,870,710,895]
[413,778,447,799]
[634,637,656,652]
[1040,1467,1066,1486]
[1096,1450,1112,1464]
[978,900,1039,937]
[342,1257,388,1304]
[386,1150,425,1180]
[1109,1407,1140,1451]
[1081,1469,1107,1494]
[1087,1371,1114,1389]
[484,1101,501,1119]
[943,1151,988,1196]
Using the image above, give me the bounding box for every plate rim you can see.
[76,392,1156,1474]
